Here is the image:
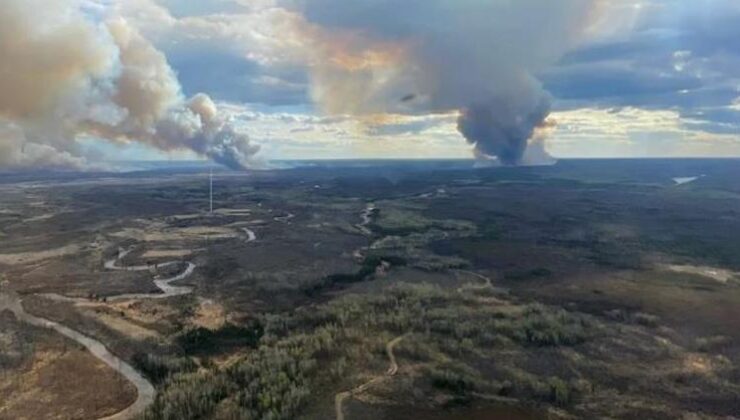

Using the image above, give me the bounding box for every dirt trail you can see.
[454,270,511,296]
[0,292,155,420]
[335,334,407,420]
[274,212,295,223]
[455,269,493,292]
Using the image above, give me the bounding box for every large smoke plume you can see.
[457,90,552,165]
[0,0,258,170]
[288,0,601,164]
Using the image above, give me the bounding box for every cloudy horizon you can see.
[1,0,738,169]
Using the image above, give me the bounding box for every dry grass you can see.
[86,310,161,340]
[191,299,227,330]
[0,244,80,266]
[661,264,738,284]
[112,226,239,242]
[0,332,136,420]
[141,249,193,259]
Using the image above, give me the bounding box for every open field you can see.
[1,159,740,419]
[0,311,137,420]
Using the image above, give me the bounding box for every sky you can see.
[0,0,739,169]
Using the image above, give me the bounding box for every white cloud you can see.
[3,0,739,167]
[550,107,740,158]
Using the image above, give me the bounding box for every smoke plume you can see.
[288,0,601,164]
[0,0,259,170]
[457,84,552,165]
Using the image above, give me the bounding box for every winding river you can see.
[1,199,271,419]
[0,292,155,420]
[242,227,257,243]
[0,244,205,419]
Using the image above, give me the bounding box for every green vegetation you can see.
[0,313,34,369]
[503,267,553,281]
[133,353,197,384]
[7,160,740,419]
[695,335,733,353]
[605,309,660,328]
[301,255,408,296]
[370,206,474,238]
[176,321,263,355]
[363,206,475,272]
[140,283,600,419]
[371,207,434,236]
[508,305,589,346]
[429,361,486,396]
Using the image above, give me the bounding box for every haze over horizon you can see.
[1,0,739,169]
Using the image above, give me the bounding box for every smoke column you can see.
[287,0,601,164]
[457,90,552,165]
[0,0,259,170]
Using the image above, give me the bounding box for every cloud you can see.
[3,0,739,166]
[362,114,457,137]
[154,0,251,18]
[217,103,469,160]
[281,0,602,164]
[0,0,260,170]
[549,106,740,158]
[167,49,307,105]
[108,0,310,106]
[94,0,740,162]
[543,63,702,101]
[545,0,740,137]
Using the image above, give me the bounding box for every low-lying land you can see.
[1,159,739,419]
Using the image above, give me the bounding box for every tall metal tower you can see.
[209,169,214,214]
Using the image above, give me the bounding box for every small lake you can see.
[673,175,704,185]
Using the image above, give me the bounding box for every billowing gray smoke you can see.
[0,0,259,170]
[163,94,261,170]
[458,94,551,165]
[286,0,601,164]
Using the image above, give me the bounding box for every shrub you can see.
[132,353,197,384]
[428,362,482,395]
[508,306,589,347]
[548,377,571,405]
[695,335,732,352]
[301,255,407,296]
[633,312,660,327]
[176,321,263,355]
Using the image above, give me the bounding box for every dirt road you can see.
[335,334,407,420]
